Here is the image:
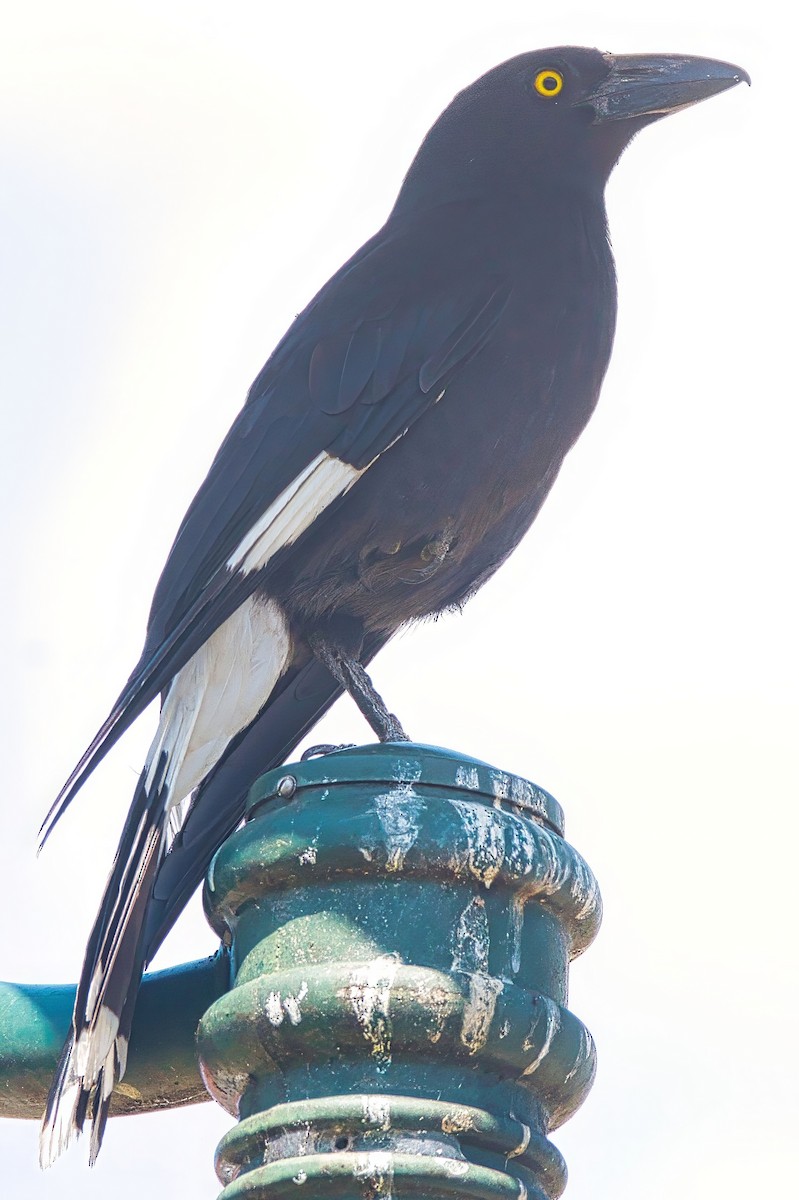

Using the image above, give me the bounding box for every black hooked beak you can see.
[584,53,750,123]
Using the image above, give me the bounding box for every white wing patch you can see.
[154,451,363,814]
[227,450,362,575]
[144,595,291,833]
[40,454,365,1167]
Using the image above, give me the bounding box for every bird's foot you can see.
[301,743,356,761]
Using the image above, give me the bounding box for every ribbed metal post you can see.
[199,743,601,1200]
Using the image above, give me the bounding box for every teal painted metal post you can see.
[199,744,601,1200]
[0,954,229,1119]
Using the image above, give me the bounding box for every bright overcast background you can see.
[1,1,795,1197]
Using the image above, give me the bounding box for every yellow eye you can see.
[534,69,563,98]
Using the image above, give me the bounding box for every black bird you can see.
[38,46,747,1165]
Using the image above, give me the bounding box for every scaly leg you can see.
[309,633,410,743]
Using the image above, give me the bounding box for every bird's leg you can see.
[309,633,410,743]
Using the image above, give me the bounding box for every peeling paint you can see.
[489,770,551,820]
[521,997,561,1075]
[448,798,505,887]
[263,1128,315,1165]
[451,896,489,974]
[513,777,547,813]
[503,820,542,887]
[444,1158,470,1177]
[569,857,602,922]
[265,991,283,1025]
[441,1107,475,1134]
[283,983,308,1025]
[293,1170,308,1185]
[490,770,512,802]
[198,1061,247,1117]
[298,845,317,865]
[374,786,424,871]
[460,972,503,1054]
[348,957,398,1068]
[499,1018,510,1039]
[264,982,308,1027]
[353,1151,394,1193]
[425,985,450,1044]
[508,894,525,975]
[455,765,480,790]
[392,758,423,785]
[446,799,601,945]
[362,1095,392,1130]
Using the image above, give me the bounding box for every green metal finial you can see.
[199,743,601,1199]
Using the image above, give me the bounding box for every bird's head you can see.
[393,46,749,212]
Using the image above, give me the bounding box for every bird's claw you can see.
[300,743,356,761]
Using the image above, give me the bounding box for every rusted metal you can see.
[199,743,601,1199]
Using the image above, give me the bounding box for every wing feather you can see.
[42,215,512,847]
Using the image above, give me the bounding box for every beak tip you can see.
[590,53,751,123]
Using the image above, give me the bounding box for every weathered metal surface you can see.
[0,951,229,1118]
[200,743,601,1199]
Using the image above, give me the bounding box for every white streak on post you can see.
[362,1095,392,1130]
[448,798,505,888]
[348,957,399,1068]
[460,973,503,1055]
[508,894,525,975]
[374,785,423,871]
[521,997,561,1075]
[264,982,309,1027]
[451,896,489,975]
[353,1152,394,1194]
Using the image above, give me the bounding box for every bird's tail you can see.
[39,759,169,1168]
[40,596,297,1165]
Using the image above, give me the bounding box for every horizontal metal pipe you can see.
[0,950,229,1119]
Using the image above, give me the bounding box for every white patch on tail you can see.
[39,1007,125,1169]
[227,451,362,574]
[74,1006,119,1082]
[145,594,292,837]
[40,594,291,1165]
[39,1055,81,1168]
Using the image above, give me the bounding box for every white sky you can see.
[1,1,795,1197]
